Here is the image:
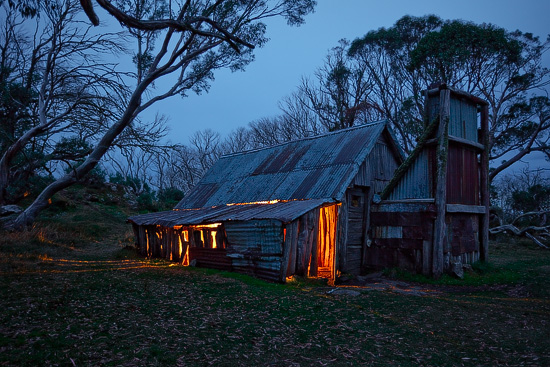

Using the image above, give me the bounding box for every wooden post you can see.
[280,221,298,281]
[432,89,450,278]
[308,211,319,277]
[336,200,347,276]
[332,204,342,285]
[479,104,490,262]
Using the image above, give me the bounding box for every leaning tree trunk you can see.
[9,81,147,230]
[0,124,48,205]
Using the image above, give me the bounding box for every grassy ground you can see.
[1,196,549,366]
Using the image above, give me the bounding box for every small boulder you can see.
[451,262,464,279]
[327,288,361,297]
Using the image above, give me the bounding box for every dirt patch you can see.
[325,273,443,297]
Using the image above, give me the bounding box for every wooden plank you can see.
[446,204,486,214]
[301,211,316,277]
[432,89,450,278]
[287,221,298,277]
[295,215,307,275]
[336,200,348,275]
[447,135,484,150]
[308,210,319,277]
[333,204,342,284]
[280,221,296,281]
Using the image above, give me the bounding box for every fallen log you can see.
[489,224,549,249]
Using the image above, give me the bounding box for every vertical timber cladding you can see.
[282,209,321,281]
[369,202,437,274]
[134,224,190,262]
[224,219,285,282]
[344,188,369,274]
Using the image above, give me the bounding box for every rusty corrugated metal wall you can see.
[370,85,488,276]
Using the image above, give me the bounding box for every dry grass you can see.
[1,201,549,366]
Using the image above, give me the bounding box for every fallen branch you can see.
[489,224,549,249]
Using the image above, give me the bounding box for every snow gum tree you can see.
[2,0,316,229]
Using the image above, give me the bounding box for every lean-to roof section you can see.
[128,199,334,227]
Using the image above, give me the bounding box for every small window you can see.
[351,195,361,207]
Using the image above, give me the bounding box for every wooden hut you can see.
[128,85,490,281]
[129,120,404,283]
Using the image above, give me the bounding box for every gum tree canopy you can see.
[348,16,550,177]
[0,0,315,229]
[283,15,549,177]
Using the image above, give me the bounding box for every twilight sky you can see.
[134,0,550,148]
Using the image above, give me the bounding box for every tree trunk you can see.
[9,80,148,229]
[0,124,48,205]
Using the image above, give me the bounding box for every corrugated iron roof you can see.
[128,199,334,227]
[176,121,389,209]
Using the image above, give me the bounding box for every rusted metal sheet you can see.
[189,248,232,270]
[224,219,284,283]
[224,220,283,255]
[447,213,479,256]
[175,121,389,209]
[128,199,331,227]
[446,144,479,205]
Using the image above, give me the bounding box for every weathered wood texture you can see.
[344,188,367,274]
[295,210,319,276]
[353,137,400,193]
[134,225,190,263]
[369,203,436,273]
[369,203,481,275]
[445,213,480,267]
[189,248,231,270]
[335,201,347,283]
[432,88,451,278]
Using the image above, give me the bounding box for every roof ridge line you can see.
[220,120,387,159]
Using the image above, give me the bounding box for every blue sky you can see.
[118,0,550,156]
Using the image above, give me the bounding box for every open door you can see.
[317,205,338,282]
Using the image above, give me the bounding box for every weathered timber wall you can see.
[370,202,436,274]
[134,225,189,263]
[353,137,400,193]
[344,188,367,275]
[445,213,480,266]
[370,202,482,275]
